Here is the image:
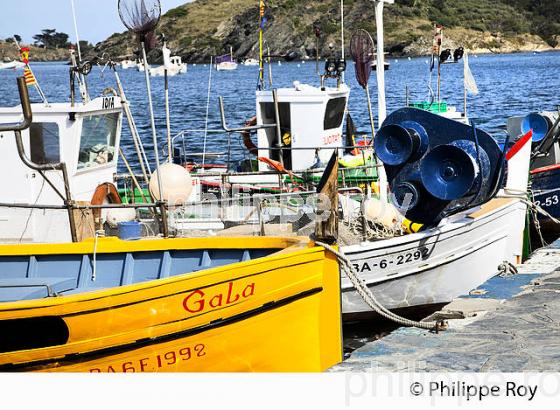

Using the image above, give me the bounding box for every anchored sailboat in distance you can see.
[216,47,238,71]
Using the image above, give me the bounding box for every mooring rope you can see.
[315,241,446,332]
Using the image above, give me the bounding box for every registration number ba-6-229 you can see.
[352,247,430,272]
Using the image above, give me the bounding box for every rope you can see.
[498,260,518,277]
[315,241,446,332]
[497,191,560,226]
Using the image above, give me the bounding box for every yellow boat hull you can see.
[0,237,342,372]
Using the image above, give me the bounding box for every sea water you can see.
[1,51,559,176]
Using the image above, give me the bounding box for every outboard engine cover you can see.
[374,108,503,225]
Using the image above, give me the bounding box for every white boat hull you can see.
[149,64,187,77]
[0,61,25,70]
[341,198,527,316]
[120,61,137,70]
[216,62,238,71]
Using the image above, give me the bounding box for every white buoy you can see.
[105,208,137,228]
[364,197,401,228]
[149,163,193,206]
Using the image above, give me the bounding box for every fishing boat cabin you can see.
[0,96,123,243]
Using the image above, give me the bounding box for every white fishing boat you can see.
[243,58,259,66]
[149,43,187,77]
[0,60,25,70]
[120,59,137,69]
[339,112,532,317]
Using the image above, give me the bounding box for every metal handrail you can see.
[0,78,33,132]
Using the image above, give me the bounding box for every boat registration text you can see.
[89,343,206,372]
[352,247,430,273]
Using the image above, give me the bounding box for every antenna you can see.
[70,0,89,102]
[70,0,82,61]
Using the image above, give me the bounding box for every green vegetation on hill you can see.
[92,0,560,63]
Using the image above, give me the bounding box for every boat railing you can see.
[168,128,382,168]
[167,189,336,236]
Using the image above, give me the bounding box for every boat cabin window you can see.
[78,113,118,170]
[260,102,291,164]
[30,122,60,164]
[324,97,347,130]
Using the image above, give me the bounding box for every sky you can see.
[0,0,192,45]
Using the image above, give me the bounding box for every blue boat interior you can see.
[0,248,279,303]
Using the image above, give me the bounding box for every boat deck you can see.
[0,238,281,303]
[331,239,560,372]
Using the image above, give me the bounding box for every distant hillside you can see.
[0,41,68,62]
[93,0,560,63]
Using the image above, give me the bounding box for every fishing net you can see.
[349,29,374,89]
[118,0,161,48]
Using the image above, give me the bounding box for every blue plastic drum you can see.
[118,221,142,240]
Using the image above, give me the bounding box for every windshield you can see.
[78,113,119,170]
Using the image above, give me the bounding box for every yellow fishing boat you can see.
[0,236,341,372]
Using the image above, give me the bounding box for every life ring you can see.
[241,116,258,155]
[91,182,122,225]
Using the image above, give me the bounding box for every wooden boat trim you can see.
[466,197,517,219]
[0,236,308,257]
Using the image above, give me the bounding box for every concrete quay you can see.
[332,240,560,372]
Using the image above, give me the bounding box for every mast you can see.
[340,0,345,83]
[70,0,89,102]
[259,0,265,89]
[373,0,393,125]
[373,0,393,203]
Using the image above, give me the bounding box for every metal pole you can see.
[316,36,320,75]
[70,0,88,103]
[340,0,345,83]
[13,37,48,105]
[373,0,392,203]
[202,56,213,168]
[437,59,441,101]
[60,163,78,243]
[365,86,375,145]
[141,41,164,200]
[374,0,388,124]
[165,68,172,162]
[259,0,265,89]
[119,148,150,204]
[272,89,284,167]
[113,67,151,181]
[267,46,273,87]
